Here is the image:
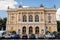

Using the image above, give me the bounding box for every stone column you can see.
[33,26,35,34]
[27,12,28,22]
[20,24,22,38]
[20,11,22,35]
[26,12,28,34]
[33,12,35,22]
[21,11,22,22]
[33,12,35,34]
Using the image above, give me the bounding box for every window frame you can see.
[35,26,39,34]
[29,15,33,22]
[35,15,39,22]
[22,26,26,34]
[23,15,27,22]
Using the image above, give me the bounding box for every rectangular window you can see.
[23,19,27,22]
[18,13,20,21]
[41,12,43,21]
[48,14,51,23]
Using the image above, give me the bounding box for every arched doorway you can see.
[29,26,33,34]
[49,27,52,32]
[11,27,14,31]
[35,26,39,34]
[22,26,26,34]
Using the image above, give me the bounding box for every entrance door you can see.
[29,26,33,34]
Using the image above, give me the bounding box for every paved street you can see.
[0,39,59,40]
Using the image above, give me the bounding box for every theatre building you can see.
[6,5,57,36]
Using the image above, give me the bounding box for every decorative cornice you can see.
[7,7,56,12]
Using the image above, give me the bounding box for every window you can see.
[18,13,20,21]
[29,26,33,34]
[11,16,14,20]
[11,16,14,23]
[41,29,44,33]
[35,27,39,34]
[48,14,51,23]
[23,15,27,22]
[11,13,14,16]
[22,26,26,34]
[29,15,33,22]
[41,12,43,21]
[35,15,39,22]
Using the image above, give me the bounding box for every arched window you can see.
[29,15,33,22]
[22,26,26,34]
[23,15,27,22]
[29,26,33,34]
[35,26,39,34]
[35,15,39,22]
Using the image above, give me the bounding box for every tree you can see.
[0,17,7,30]
[57,21,60,32]
[0,18,3,30]
[45,31,50,34]
[11,31,16,34]
[2,17,7,30]
[52,31,57,35]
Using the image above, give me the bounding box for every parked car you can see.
[45,33,55,39]
[38,34,45,39]
[11,34,20,39]
[22,34,28,39]
[3,33,12,39]
[29,34,36,39]
[0,31,6,38]
[2,31,20,39]
[50,33,55,39]
[55,32,60,39]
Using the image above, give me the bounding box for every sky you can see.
[0,0,60,20]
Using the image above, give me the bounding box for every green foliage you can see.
[45,31,50,34]
[11,31,16,34]
[0,19,3,30]
[52,31,57,35]
[57,21,60,32]
[0,17,7,30]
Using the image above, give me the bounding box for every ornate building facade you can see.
[6,5,57,35]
